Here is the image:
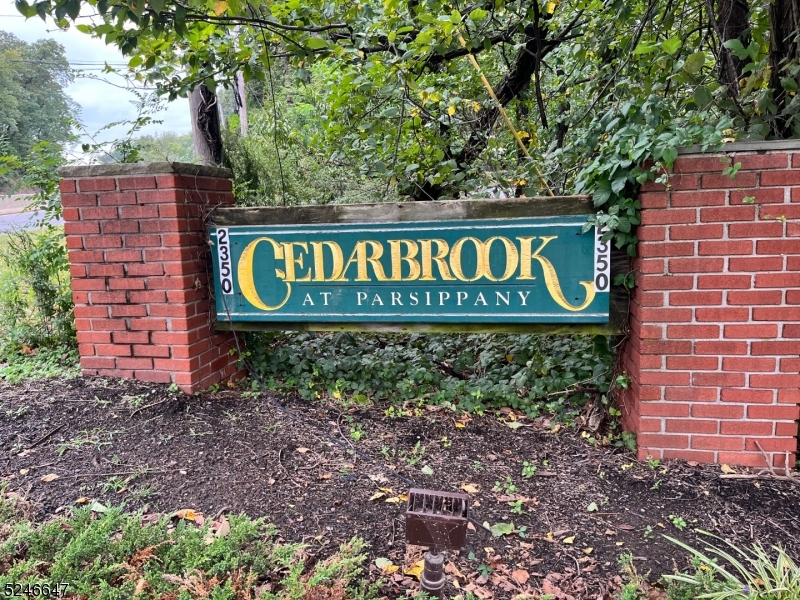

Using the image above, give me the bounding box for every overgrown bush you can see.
[0,492,377,599]
[245,331,616,419]
[0,228,77,381]
[224,87,399,207]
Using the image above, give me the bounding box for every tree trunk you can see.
[769,0,800,137]
[715,0,750,94]
[189,84,224,166]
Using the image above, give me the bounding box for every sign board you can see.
[210,197,618,333]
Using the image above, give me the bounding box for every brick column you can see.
[58,163,243,393]
[620,142,800,468]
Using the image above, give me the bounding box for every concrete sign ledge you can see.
[679,139,800,155]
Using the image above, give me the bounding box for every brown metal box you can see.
[405,488,469,551]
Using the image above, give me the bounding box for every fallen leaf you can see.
[369,491,385,501]
[687,461,699,467]
[75,497,90,505]
[318,473,332,480]
[405,559,424,580]
[721,464,736,474]
[385,496,403,504]
[490,522,515,537]
[587,502,598,512]
[562,536,575,544]
[506,421,523,430]
[214,516,230,537]
[445,562,464,578]
[40,473,59,483]
[19,469,29,475]
[367,473,388,483]
[174,509,204,524]
[297,447,310,454]
[550,423,562,434]
[461,483,480,494]
[455,422,466,428]
[510,569,529,584]
[420,465,434,475]
[375,557,399,574]
[90,500,108,513]
[583,547,593,555]
[134,578,147,595]
[616,541,624,546]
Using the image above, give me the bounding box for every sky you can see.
[0,0,191,154]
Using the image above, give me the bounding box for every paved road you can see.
[0,211,63,232]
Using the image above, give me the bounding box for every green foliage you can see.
[617,553,647,600]
[0,227,77,382]
[23,0,800,263]
[246,331,613,418]
[224,93,399,207]
[0,139,66,222]
[0,497,377,599]
[0,229,75,349]
[663,531,800,600]
[0,31,76,166]
[134,131,196,162]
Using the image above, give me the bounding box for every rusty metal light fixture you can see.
[406,488,469,598]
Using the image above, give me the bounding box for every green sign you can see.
[210,203,610,326]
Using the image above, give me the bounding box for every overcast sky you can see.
[1,0,191,151]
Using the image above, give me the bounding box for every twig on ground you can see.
[73,468,175,478]
[720,473,797,482]
[130,398,171,417]
[26,424,66,449]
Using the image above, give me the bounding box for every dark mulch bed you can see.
[2,376,799,598]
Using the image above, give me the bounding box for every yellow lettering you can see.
[282,242,311,282]
[389,239,420,281]
[483,236,519,282]
[337,240,388,281]
[237,237,291,311]
[450,237,485,282]
[420,239,455,281]
[310,241,345,282]
[518,236,595,311]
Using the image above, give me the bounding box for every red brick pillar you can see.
[58,163,243,393]
[620,143,800,468]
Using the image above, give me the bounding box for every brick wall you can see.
[58,163,242,393]
[620,143,800,468]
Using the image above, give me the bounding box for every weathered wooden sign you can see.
[210,197,621,334]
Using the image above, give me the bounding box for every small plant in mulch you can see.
[0,490,379,599]
[662,531,800,600]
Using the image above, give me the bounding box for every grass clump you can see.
[663,531,800,599]
[0,491,377,599]
[246,331,615,419]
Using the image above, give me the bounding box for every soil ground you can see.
[1,376,799,599]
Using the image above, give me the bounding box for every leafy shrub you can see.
[245,331,614,418]
[224,102,399,207]
[0,228,76,380]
